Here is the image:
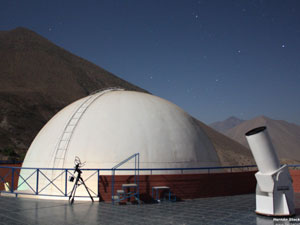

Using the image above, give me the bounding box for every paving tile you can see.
[0,194,300,224]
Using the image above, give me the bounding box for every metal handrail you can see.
[111,153,140,204]
[3,164,300,200]
[0,167,100,198]
[112,153,139,169]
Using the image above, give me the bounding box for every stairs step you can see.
[112,195,119,200]
[117,190,125,194]
[122,183,137,188]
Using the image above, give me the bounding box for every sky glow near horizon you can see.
[1,0,300,124]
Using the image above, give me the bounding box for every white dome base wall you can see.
[19,90,220,198]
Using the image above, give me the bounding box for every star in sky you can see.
[3,0,298,124]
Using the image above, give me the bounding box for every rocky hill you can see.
[197,119,255,166]
[224,116,300,163]
[0,27,146,160]
[0,27,257,167]
[210,116,245,133]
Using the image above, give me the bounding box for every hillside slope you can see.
[225,116,300,162]
[196,119,255,166]
[210,116,245,133]
[0,27,146,159]
[0,27,260,167]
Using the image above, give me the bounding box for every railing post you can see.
[65,169,68,196]
[11,168,15,193]
[97,169,100,198]
[137,153,140,203]
[134,154,137,184]
[111,169,115,205]
[36,169,39,195]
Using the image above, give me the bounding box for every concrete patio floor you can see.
[0,194,299,225]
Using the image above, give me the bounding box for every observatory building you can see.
[18,89,220,198]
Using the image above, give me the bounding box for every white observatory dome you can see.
[19,89,220,198]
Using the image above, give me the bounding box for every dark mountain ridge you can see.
[210,116,245,133]
[0,27,255,167]
[0,27,146,159]
[224,116,300,162]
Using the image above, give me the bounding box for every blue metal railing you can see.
[286,165,300,169]
[111,153,140,204]
[0,167,100,198]
[3,164,300,200]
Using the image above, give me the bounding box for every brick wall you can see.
[0,164,21,191]
[290,170,300,192]
[2,167,300,202]
[99,171,257,202]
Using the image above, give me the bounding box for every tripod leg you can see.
[70,176,80,204]
[80,177,94,202]
[70,183,78,204]
[69,181,77,201]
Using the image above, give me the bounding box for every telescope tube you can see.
[245,126,280,174]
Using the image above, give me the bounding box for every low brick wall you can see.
[290,170,300,192]
[2,167,300,202]
[0,164,21,191]
[99,171,257,202]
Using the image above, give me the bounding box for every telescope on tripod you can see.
[69,156,94,204]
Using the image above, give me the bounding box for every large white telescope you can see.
[245,126,295,216]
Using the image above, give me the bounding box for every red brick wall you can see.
[290,170,300,192]
[0,164,22,191]
[99,171,257,202]
[2,167,300,201]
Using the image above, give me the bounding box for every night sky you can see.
[1,0,300,125]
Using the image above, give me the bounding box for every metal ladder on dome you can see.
[52,87,124,169]
[111,153,140,205]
